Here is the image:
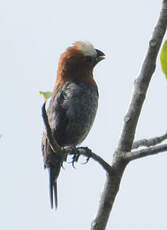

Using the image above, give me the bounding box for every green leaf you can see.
[160,40,167,79]
[40,91,53,101]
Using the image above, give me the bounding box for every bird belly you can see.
[54,81,98,146]
[65,97,98,145]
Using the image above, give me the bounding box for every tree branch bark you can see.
[91,156,127,230]
[125,144,167,161]
[132,131,167,149]
[117,0,167,153]
[91,1,167,229]
[76,147,112,172]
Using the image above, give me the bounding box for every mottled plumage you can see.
[42,41,105,209]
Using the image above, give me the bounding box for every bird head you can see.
[73,41,105,67]
[55,41,105,88]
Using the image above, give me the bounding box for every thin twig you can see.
[77,147,112,173]
[125,144,167,161]
[132,132,167,149]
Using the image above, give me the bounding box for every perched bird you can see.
[42,41,105,209]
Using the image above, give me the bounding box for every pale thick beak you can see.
[96,55,105,62]
[95,49,105,63]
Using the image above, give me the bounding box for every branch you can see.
[132,131,167,149]
[125,144,167,161]
[91,1,167,230]
[117,0,167,153]
[75,147,112,173]
[91,158,127,230]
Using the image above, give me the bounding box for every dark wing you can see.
[42,84,69,209]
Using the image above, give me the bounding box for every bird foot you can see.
[63,146,92,167]
[63,145,80,167]
[71,146,93,166]
[77,147,92,164]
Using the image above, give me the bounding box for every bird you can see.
[42,41,105,209]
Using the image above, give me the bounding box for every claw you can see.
[71,146,80,168]
[61,161,65,169]
[72,154,80,168]
[80,155,90,164]
[72,161,76,168]
[77,147,92,164]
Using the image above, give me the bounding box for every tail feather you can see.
[53,181,58,208]
[49,163,61,209]
[43,134,63,209]
[49,168,56,208]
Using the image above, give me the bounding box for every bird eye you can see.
[85,56,93,63]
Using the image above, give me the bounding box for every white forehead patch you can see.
[77,41,97,57]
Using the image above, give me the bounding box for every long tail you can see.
[49,163,61,209]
